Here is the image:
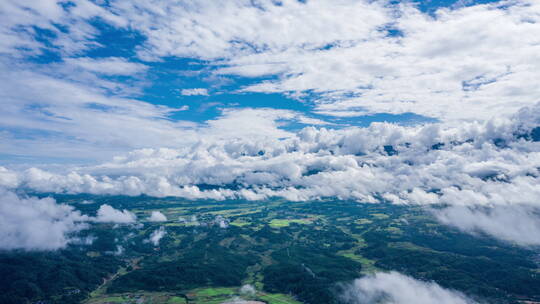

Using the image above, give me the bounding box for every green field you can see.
[269,219,311,228]
[2,196,539,304]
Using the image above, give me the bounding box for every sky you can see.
[1,0,540,251]
[2,0,531,164]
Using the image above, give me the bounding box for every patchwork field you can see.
[2,195,539,304]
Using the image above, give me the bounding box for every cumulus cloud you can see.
[0,103,539,245]
[341,272,477,304]
[145,227,166,246]
[94,204,137,223]
[180,88,209,96]
[116,0,389,60]
[1,0,335,164]
[0,190,88,250]
[0,167,18,188]
[0,189,142,250]
[1,104,539,202]
[148,211,167,222]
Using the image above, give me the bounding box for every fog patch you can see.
[341,272,477,304]
[145,226,166,246]
[240,284,256,295]
[433,204,540,246]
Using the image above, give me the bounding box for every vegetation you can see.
[0,250,122,304]
[2,195,539,303]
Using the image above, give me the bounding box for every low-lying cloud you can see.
[0,190,138,250]
[433,204,540,246]
[94,204,137,223]
[148,211,167,222]
[0,104,539,246]
[0,190,88,251]
[341,272,477,304]
[145,227,166,246]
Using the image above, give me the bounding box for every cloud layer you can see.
[2,104,537,200]
[1,103,539,245]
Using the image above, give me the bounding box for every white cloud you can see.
[94,204,136,223]
[148,211,167,222]
[2,0,540,163]
[433,204,540,246]
[0,189,88,250]
[65,57,148,76]
[214,215,229,228]
[2,0,540,250]
[1,103,539,245]
[0,189,143,251]
[341,272,477,304]
[114,0,390,60]
[145,226,166,246]
[0,60,188,161]
[1,104,538,201]
[105,0,540,121]
[0,167,19,188]
[180,88,209,96]
[0,0,126,57]
[0,59,323,161]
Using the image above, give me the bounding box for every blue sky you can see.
[0,0,537,164]
[29,0,499,118]
[24,6,444,127]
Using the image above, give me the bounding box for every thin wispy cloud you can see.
[180,88,209,96]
